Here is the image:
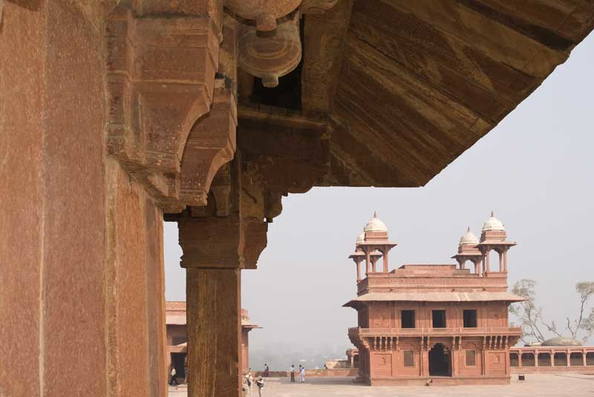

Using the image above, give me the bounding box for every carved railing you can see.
[349,326,522,338]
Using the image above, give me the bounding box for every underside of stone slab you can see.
[268,0,594,188]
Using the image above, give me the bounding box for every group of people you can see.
[244,369,265,397]
[288,364,306,383]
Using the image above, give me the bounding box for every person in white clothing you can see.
[299,365,305,383]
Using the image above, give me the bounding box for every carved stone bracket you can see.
[179,82,237,208]
[106,5,222,211]
[178,157,269,270]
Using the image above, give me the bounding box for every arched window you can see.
[510,353,519,367]
[521,353,535,366]
[537,352,551,366]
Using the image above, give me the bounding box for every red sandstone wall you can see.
[0,2,166,396]
[366,302,509,329]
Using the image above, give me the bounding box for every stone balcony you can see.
[348,326,522,339]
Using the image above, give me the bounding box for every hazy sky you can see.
[164,32,594,369]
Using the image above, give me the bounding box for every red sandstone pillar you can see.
[187,268,241,396]
[498,251,503,272]
[583,350,587,367]
[0,3,168,396]
[180,213,245,397]
[356,260,362,282]
[383,248,389,272]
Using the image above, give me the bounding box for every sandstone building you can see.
[2,1,594,396]
[346,213,524,385]
[165,302,259,383]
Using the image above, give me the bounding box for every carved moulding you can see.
[106,6,228,212]
[224,0,301,31]
[238,12,302,88]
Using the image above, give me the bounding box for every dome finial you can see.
[373,211,377,218]
[491,210,495,217]
[467,226,471,232]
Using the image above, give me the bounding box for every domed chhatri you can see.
[350,212,397,279]
[356,232,365,245]
[364,212,388,233]
[482,211,505,232]
[459,227,479,245]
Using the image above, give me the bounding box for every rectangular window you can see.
[403,351,414,367]
[432,310,447,328]
[401,310,416,328]
[463,309,478,328]
[466,350,476,366]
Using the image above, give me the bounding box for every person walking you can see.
[299,364,305,383]
[289,364,296,383]
[244,370,253,392]
[169,366,178,386]
[255,377,265,397]
[263,363,270,377]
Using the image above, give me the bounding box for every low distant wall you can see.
[252,368,358,378]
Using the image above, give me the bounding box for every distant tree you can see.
[510,279,594,344]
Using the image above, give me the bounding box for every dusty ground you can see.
[169,373,594,396]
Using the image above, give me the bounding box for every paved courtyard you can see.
[169,373,594,397]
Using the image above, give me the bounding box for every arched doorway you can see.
[429,343,452,376]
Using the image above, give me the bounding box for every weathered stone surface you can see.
[301,0,353,116]
[0,3,45,396]
[0,3,167,397]
[225,0,300,31]
[106,4,222,211]
[105,159,168,397]
[180,83,237,207]
[238,12,302,87]
[309,0,594,187]
[186,268,241,396]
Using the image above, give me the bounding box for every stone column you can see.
[383,248,389,272]
[187,267,241,395]
[180,214,244,397]
[583,350,587,367]
[356,260,362,282]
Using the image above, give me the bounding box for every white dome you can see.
[364,213,388,233]
[459,228,478,245]
[482,212,505,231]
[356,232,365,244]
